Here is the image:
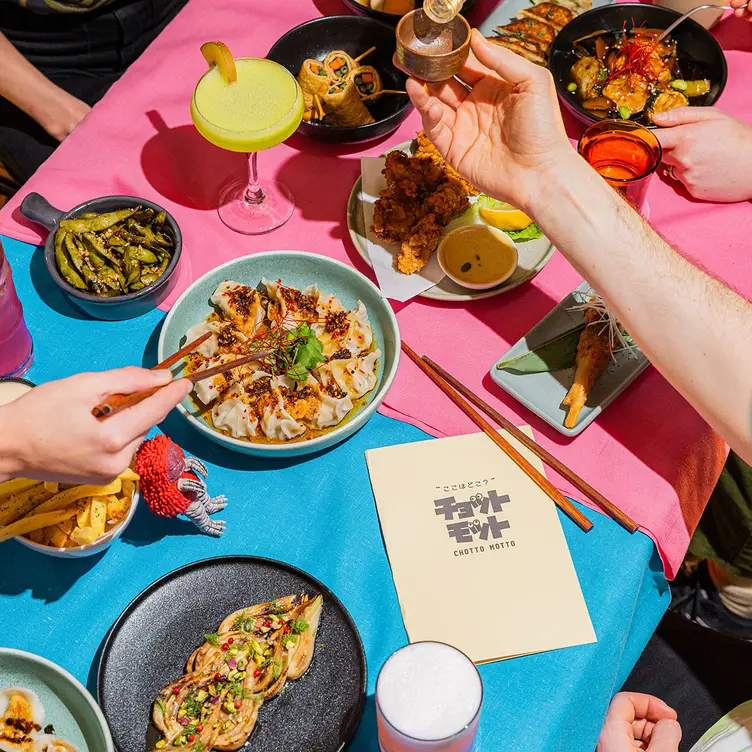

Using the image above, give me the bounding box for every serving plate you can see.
[0,648,114,752]
[347,139,556,302]
[98,556,367,752]
[476,0,616,38]
[158,250,400,457]
[490,281,651,436]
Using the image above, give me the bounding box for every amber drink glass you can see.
[578,119,662,213]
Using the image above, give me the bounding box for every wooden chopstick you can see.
[152,331,211,371]
[401,342,593,533]
[92,349,268,420]
[183,351,269,384]
[354,45,376,62]
[423,356,639,534]
[91,331,211,418]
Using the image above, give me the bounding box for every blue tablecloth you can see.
[0,235,669,751]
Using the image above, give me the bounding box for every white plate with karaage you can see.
[347,138,556,302]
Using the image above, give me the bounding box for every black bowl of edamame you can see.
[20,192,182,321]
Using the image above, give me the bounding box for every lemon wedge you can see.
[479,203,533,232]
[201,41,237,85]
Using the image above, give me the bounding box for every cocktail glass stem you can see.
[244,152,265,205]
[216,151,295,235]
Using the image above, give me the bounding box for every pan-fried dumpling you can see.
[316,349,380,399]
[212,386,259,439]
[211,280,266,335]
[263,279,318,327]
[298,376,353,429]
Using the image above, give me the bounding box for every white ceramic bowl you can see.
[437,226,519,291]
[157,251,401,458]
[15,487,139,558]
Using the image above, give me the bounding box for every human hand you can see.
[31,85,91,142]
[597,693,682,752]
[405,30,577,212]
[0,368,191,485]
[729,0,752,20]
[652,107,752,202]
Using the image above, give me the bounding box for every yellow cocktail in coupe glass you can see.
[192,46,304,234]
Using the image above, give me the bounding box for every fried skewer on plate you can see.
[562,307,611,428]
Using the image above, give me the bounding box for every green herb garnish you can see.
[204,632,221,647]
[155,698,167,714]
[182,696,203,718]
[286,324,325,382]
[272,660,283,681]
[291,619,309,634]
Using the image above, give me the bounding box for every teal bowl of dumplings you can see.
[158,250,401,457]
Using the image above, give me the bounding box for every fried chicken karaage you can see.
[371,135,477,275]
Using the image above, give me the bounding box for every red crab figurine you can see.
[135,435,227,536]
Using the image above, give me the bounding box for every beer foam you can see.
[377,643,482,741]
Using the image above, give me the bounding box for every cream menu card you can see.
[366,429,596,663]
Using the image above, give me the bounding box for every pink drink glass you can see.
[0,240,33,378]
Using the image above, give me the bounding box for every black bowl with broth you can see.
[550,3,727,127]
[267,15,413,144]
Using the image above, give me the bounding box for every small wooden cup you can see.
[396,9,471,82]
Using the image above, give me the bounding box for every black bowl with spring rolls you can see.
[549,3,727,127]
[20,192,182,320]
[267,15,412,144]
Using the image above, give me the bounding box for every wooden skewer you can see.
[361,89,408,101]
[423,356,639,534]
[92,349,269,420]
[313,93,325,121]
[401,342,593,533]
[354,45,377,62]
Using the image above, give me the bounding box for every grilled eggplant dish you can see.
[568,26,712,123]
[151,594,323,751]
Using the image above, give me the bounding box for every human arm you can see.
[407,31,752,463]
[0,368,191,484]
[0,31,90,142]
[652,107,752,202]
[597,693,682,751]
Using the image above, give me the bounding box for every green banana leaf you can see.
[496,323,586,374]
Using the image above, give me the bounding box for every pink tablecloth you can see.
[1,0,746,578]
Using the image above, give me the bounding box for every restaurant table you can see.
[0,234,670,751]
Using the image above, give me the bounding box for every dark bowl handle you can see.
[20,192,65,230]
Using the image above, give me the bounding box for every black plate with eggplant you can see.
[550,3,727,126]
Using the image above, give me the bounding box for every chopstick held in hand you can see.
[91,335,268,420]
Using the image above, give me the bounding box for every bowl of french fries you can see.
[0,468,140,558]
